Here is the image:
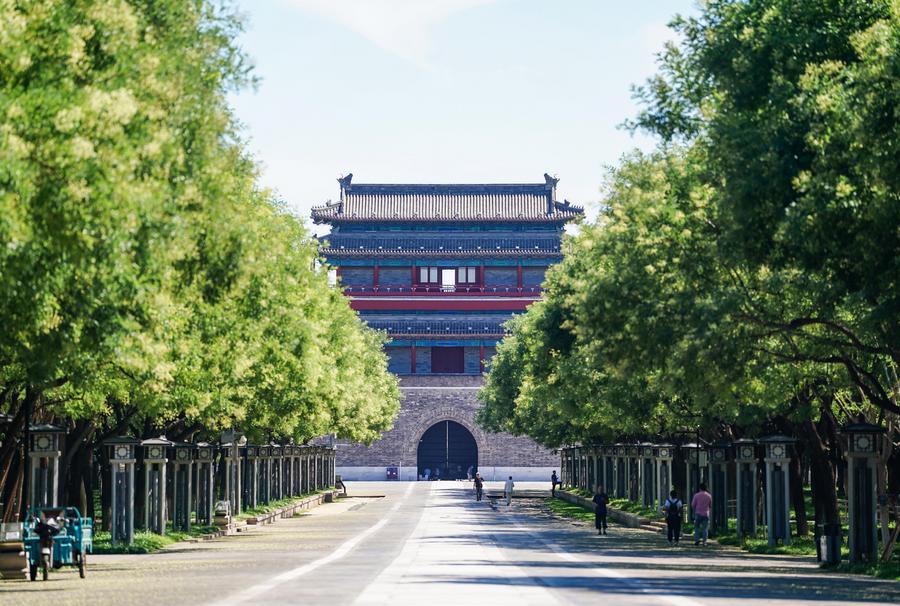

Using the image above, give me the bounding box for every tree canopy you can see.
[0,0,399,516]
[478,0,899,448]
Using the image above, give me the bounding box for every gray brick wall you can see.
[463,347,481,374]
[415,346,431,374]
[484,267,517,286]
[341,267,373,287]
[336,375,556,469]
[386,346,411,374]
[522,266,547,286]
[379,267,411,287]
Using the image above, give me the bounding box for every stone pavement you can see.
[2,481,899,605]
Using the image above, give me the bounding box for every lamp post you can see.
[640,443,655,509]
[760,435,794,546]
[170,441,196,532]
[841,423,886,563]
[707,442,729,536]
[28,424,65,508]
[194,442,217,526]
[733,439,758,541]
[141,436,173,534]
[654,444,674,511]
[104,436,139,545]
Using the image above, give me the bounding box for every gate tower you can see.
[313,173,583,480]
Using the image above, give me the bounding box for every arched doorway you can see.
[417,420,477,480]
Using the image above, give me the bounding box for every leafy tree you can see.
[0,0,399,520]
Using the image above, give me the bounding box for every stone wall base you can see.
[338,465,556,482]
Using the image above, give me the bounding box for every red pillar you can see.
[516,265,523,291]
[411,344,417,374]
[410,266,417,291]
[373,265,379,291]
[479,264,485,291]
[479,344,485,374]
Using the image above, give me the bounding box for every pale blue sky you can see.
[230,0,697,232]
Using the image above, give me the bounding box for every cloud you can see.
[285,0,497,66]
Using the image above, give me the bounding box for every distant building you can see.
[313,173,583,481]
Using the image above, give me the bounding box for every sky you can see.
[229,0,698,233]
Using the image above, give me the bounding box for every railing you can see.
[342,285,545,296]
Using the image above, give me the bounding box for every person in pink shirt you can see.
[691,483,712,546]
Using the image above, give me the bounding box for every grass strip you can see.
[92,524,220,554]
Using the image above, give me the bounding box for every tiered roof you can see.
[312,173,583,224]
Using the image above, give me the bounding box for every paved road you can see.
[2,482,899,605]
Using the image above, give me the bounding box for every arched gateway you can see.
[417,420,477,480]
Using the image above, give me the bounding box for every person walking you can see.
[504,476,515,506]
[551,470,559,497]
[692,483,712,546]
[663,490,683,545]
[474,473,484,501]
[592,486,609,535]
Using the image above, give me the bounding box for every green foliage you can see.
[478,0,899,450]
[0,1,399,459]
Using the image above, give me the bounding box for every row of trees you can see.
[479,0,898,539]
[0,1,399,520]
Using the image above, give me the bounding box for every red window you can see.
[431,347,464,373]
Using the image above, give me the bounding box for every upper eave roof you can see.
[311,173,584,224]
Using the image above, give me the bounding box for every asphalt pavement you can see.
[2,481,899,605]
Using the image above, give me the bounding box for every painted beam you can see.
[350,298,535,311]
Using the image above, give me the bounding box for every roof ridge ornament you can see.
[338,172,353,193]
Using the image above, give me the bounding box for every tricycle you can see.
[23,507,93,581]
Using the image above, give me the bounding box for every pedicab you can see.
[23,507,93,581]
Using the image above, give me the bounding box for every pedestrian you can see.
[474,473,484,501]
[691,482,712,546]
[663,489,683,545]
[467,465,474,481]
[504,475,515,506]
[592,486,609,535]
[551,470,559,497]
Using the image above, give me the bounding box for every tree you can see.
[0,0,400,520]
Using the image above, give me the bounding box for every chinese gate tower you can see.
[313,173,583,480]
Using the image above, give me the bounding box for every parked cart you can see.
[23,507,92,581]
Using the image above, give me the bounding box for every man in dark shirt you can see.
[592,486,610,535]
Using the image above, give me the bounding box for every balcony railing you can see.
[341,285,545,296]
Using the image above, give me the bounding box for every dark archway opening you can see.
[417,420,477,480]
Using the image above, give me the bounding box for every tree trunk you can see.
[789,450,809,536]
[801,415,841,563]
